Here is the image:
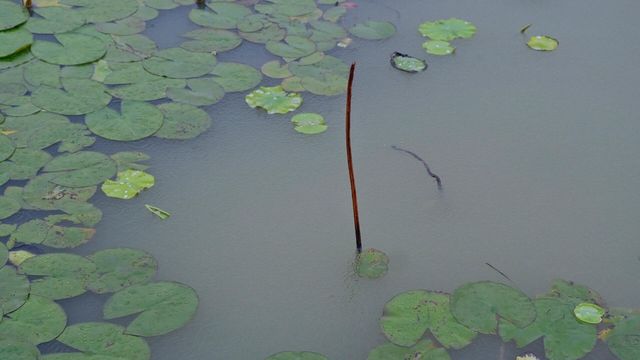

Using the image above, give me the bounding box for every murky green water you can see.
[9,0,640,359]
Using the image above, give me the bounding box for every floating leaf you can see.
[348,20,396,40]
[9,219,95,249]
[43,151,117,187]
[289,56,348,95]
[418,18,477,41]
[18,253,96,300]
[95,17,146,36]
[143,48,217,79]
[181,29,242,53]
[527,35,559,51]
[380,290,476,348]
[86,248,157,294]
[108,78,186,101]
[423,40,455,56]
[240,23,285,44]
[0,26,33,58]
[0,133,15,162]
[0,148,52,180]
[145,204,170,219]
[55,322,150,360]
[167,78,225,106]
[0,241,7,266]
[548,279,604,306]
[0,295,67,344]
[0,0,29,31]
[31,33,107,66]
[210,62,262,92]
[0,196,20,220]
[155,102,211,140]
[368,339,450,360]
[60,0,138,23]
[0,339,40,360]
[0,266,29,316]
[103,281,198,336]
[245,86,302,114]
[574,303,605,324]
[291,113,327,135]
[606,314,640,360]
[390,52,427,73]
[144,0,178,10]
[261,60,292,79]
[31,78,111,115]
[8,250,35,267]
[265,352,328,360]
[188,2,251,29]
[85,101,164,141]
[111,151,150,172]
[22,174,97,211]
[26,7,85,34]
[266,35,317,60]
[101,169,155,200]
[355,248,389,279]
[451,281,536,334]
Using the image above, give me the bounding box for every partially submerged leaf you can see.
[355,248,389,279]
[348,20,396,40]
[291,113,327,135]
[86,248,157,294]
[527,35,559,51]
[145,204,170,219]
[101,169,155,200]
[367,339,451,360]
[245,86,302,114]
[390,52,427,73]
[418,18,477,41]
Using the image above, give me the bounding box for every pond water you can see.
[2,0,640,359]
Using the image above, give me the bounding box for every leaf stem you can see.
[346,62,362,253]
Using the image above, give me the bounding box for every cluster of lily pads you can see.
[274,279,640,360]
[0,0,399,357]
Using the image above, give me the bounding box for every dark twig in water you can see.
[485,262,514,283]
[346,63,362,253]
[391,145,442,190]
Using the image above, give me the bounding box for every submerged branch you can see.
[391,145,442,190]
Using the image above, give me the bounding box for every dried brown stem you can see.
[346,63,362,253]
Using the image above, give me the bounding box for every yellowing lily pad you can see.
[527,35,559,51]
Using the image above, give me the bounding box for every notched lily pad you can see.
[155,102,211,140]
[55,322,150,360]
[86,247,157,294]
[42,151,117,187]
[85,101,164,141]
[390,52,427,73]
[0,266,30,316]
[31,78,111,115]
[101,169,155,200]
[245,86,302,114]
[18,253,96,300]
[291,113,327,135]
[31,33,107,66]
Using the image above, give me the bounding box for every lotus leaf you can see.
[418,18,477,41]
[255,0,317,17]
[390,52,427,73]
[86,247,157,294]
[189,3,251,29]
[527,36,558,51]
[245,86,302,114]
[291,113,327,135]
[606,315,640,359]
[101,169,154,200]
[0,26,33,58]
[368,340,450,360]
[240,23,285,44]
[144,0,178,10]
[451,281,536,334]
[145,204,170,219]
[85,101,163,141]
[60,0,138,23]
[0,1,29,31]
[31,33,107,66]
[0,134,14,161]
[423,40,455,56]
[167,78,225,106]
[0,148,52,180]
[0,49,32,70]
[105,34,157,63]
[111,151,150,171]
[181,29,242,53]
[0,241,7,266]
[18,253,96,300]
[55,322,150,360]
[380,290,476,348]
[23,60,61,89]
[262,60,292,79]
[0,339,40,360]
[108,78,186,101]
[103,281,198,336]
[0,196,20,220]
[42,151,116,187]
[323,6,346,23]
[210,62,262,92]
[26,7,86,34]
[0,266,29,316]
[22,174,97,211]
[155,102,212,140]
[143,48,217,79]
[32,78,111,115]
[95,17,146,36]
[0,295,67,344]
[266,36,317,60]
[348,20,396,40]
[499,297,597,360]
[265,352,328,360]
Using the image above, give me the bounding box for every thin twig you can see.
[391,145,442,190]
[346,63,362,253]
[485,262,514,283]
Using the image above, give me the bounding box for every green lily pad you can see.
[266,36,316,60]
[289,55,349,95]
[261,60,292,79]
[145,204,170,220]
[155,102,211,140]
[368,339,451,360]
[606,314,640,360]
[380,290,476,348]
[9,218,95,249]
[55,322,150,360]
[167,78,225,106]
[245,86,302,114]
[111,151,150,172]
[108,78,186,101]
[0,26,33,58]
[85,101,163,141]
[105,34,157,63]
[574,303,605,324]
[451,281,536,334]
[418,18,477,41]
[95,17,146,36]
[0,339,40,360]
[103,281,198,336]
[548,279,604,306]
[101,169,155,200]
[423,40,455,56]
[26,7,86,34]
[348,20,396,40]
[8,250,35,267]
[188,2,251,29]
[527,35,559,51]
[0,148,52,180]
[0,134,15,161]
[0,0,29,31]
[18,253,96,300]
[144,0,178,10]
[323,6,346,23]
[102,61,158,85]
[31,78,111,115]
[86,248,157,294]
[240,23,285,44]
[355,248,389,279]
[31,33,107,66]
[23,60,61,89]
[291,113,327,135]
[0,196,20,220]
[22,174,97,211]
[265,352,328,360]
[181,29,242,53]
[60,0,138,23]
[0,295,67,344]
[0,266,29,316]
[237,13,268,32]
[0,224,17,238]
[0,241,7,266]
[210,62,262,92]
[255,0,317,17]
[390,52,427,73]
[43,151,117,187]
[281,76,305,92]
[143,48,217,79]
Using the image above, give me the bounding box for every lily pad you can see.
[42,151,117,187]
[0,134,15,161]
[380,290,476,348]
[0,266,29,316]
[418,18,477,41]
[23,60,61,89]
[266,36,317,60]
[574,303,605,324]
[0,1,29,31]
[0,196,20,220]
[60,0,138,23]
[606,315,640,360]
[291,113,327,135]
[145,204,170,220]
[188,3,251,29]
[423,40,455,56]
[101,169,155,200]
[181,29,242,53]
[155,102,211,140]
[527,36,559,51]
[390,52,427,73]
[22,174,97,211]
[245,86,302,114]
[0,339,40,360]
[103,281,198,336]
[111,151,150,172]
[261,60,292,79]
[9,218,95,249]
[167,78,225,106]
[85,101,164,141]
[55,322,150,360]
[348,20,396,40]
[368,339,451,360]
[18,253,96,300]
[0,26,33,58]
[240,23,285,44]
[26,7,86,34]
[143,48,217,79]
[31,33,107,66]
[86,247,157,294]
[0,295,67,344]
[355,248,389,279]
[8,250,35,267]
[0,241,7,266]
[95,17,146,36]
[265,352,328,360]
[210,62,262,92]
[31,78,111,115]
[108,78,186,101]
[0,148,52,180]
[450,281,536,334]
